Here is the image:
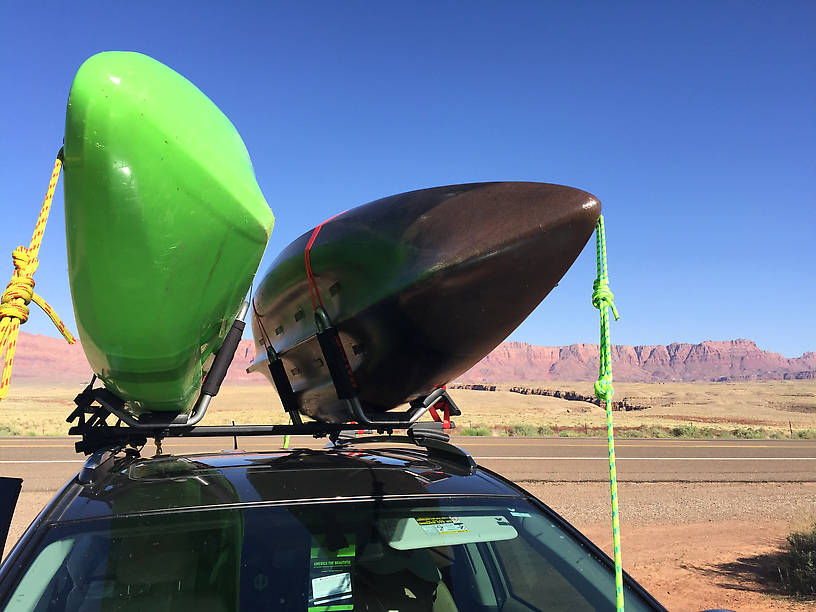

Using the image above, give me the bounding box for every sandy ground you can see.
[0,383,291,436]
[450,380,816,434]
[3,380,816,436]
[523,481,816,611]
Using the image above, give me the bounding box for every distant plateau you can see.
[8,332,815,387]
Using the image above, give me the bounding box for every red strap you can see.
[305,211,347,312]
[428,398,451,429]
[251,298,271,346]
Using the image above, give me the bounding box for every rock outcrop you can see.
[458,339,816,383]
[9,332,262,385]
[7,332,815,386]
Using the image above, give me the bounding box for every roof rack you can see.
[67,376,464,456]
[261,305,462,428]
[75,420,475,487]
[66,289,467,456]
[67,300,464,457]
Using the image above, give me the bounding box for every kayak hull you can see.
[64,52,274,416]
[251,182,600,422]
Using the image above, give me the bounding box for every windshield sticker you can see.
[417,516,469,535]
[308,535,355,612]
[311,573,352,606]
[380,515,519,550]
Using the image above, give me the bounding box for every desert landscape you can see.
[2,333,815,610]
[3,6,813,611]
[9,333,816,387]
[5,379,816,439]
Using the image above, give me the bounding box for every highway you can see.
[1,436,815,486]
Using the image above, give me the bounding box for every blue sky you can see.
[1,2,814,357]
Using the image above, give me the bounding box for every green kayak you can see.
[63,52,274,416]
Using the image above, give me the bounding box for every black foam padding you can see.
[316,327,359,399]
[267,350,299,415]
[202,319,246,396]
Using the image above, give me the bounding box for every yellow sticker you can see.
[416,516,469,535]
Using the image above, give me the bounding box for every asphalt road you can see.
[1,436,814,488]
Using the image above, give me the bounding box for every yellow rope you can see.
[0,150,75,401]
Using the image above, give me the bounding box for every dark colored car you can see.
[0,435,665,611]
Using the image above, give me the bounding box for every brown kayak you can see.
[250,182,601,423]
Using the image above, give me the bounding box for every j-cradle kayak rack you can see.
[67,302,462,455]
[68,379,461,455]
[262,305,462,429]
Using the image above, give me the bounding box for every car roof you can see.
[44,443,526,525]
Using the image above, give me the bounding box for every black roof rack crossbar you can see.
[70,421,410,455]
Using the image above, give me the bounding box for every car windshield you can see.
[3,498,654,612]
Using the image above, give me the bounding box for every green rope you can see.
[591,215,624,612]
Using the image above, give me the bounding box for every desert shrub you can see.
[769,430,786,439]
[461,426,491,437]
[537,425,555,436]
[557,429,582,437]
[625,425,667,438]
[796,429,816,440]
[670,424,715,439]
[730,427,765,439]
[622,426,644,438]
[507,424,539,437]
[778,523,816,596]
[0,425,18,436]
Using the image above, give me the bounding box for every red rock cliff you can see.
[7,332,815,386]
